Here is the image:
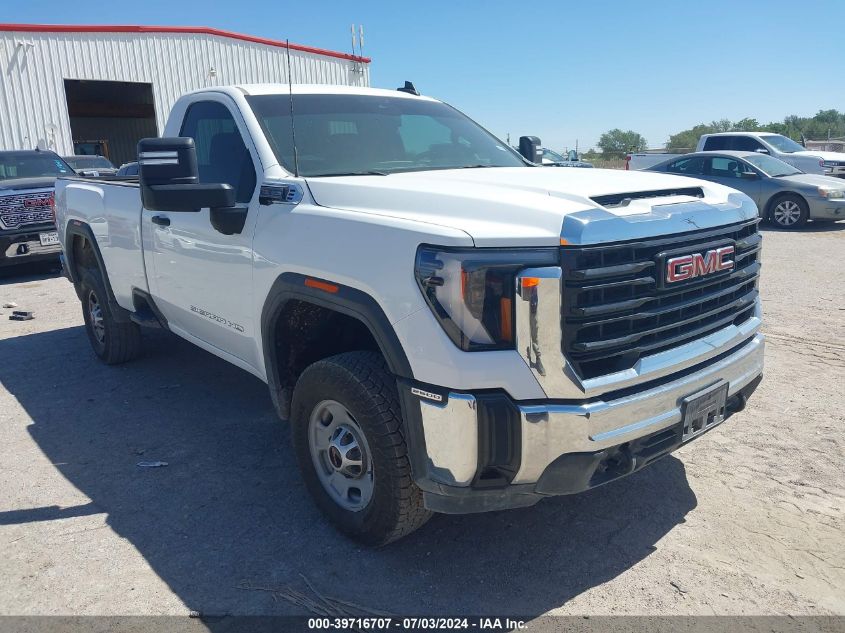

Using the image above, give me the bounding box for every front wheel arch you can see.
[765,192,810,228]
[260,273,414,420]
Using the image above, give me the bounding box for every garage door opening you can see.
[64,79,158,167]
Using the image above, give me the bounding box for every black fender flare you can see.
[260,272,414,417]
[63,220,132,322]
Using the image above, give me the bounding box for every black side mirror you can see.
[138,137,235,212]
[518,136,542,163]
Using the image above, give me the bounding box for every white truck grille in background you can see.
[0,192,54,230]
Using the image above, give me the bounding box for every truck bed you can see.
[55,176,148,311]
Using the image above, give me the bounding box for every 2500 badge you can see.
[190,305,245,332]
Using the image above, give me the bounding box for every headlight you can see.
[415,245,558,351]
[818,187,845,199]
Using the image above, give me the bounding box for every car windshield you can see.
[0,152,73,180]
[744,154,803,177]
[543,149,567,162]
[65,156,114,169]
[247,94,526,176]
[762,134,806,154]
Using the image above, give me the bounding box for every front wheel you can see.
[290,351,432,545]
[769,194,809,229]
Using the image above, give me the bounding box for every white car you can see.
[54,84,765,544]
[697,132,845,178]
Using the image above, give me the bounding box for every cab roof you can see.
[188,83,437,102]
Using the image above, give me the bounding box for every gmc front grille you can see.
[560,219,761,380]
[0,192,54,230]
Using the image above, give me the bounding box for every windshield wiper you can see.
[311,170,389,177]
[457,164,496,169]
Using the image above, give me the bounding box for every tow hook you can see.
[603,444,637,477]
[618,444,637,475]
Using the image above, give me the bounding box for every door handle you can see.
[151,215,170,227]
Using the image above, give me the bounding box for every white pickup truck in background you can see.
[625,150,689,171]
[54,83,765,544]
[627,132,845,178]
[697,132,845,178]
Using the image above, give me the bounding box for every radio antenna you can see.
[285,39,300,177]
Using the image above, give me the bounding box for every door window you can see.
[180,101,257,204]
[732,136,765,152]
[703,136,730,151]
[666,156,705,175]
[705,156,752,179]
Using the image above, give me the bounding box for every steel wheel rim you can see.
[87,290,105,344]
[774,200,801,226]
[308,399,374,512]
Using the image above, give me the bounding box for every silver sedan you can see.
[648,150,845,229]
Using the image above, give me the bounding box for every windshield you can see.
[762,134,806,154]
[744,154,803,177]
[0,152,73,181]
[542,149,567,162]
[65,156,114,169]
[247,94,526,176]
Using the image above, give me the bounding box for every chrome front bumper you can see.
[415,332,763,493]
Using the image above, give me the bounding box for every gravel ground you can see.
[0,223,843,618]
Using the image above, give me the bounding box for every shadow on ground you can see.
[0,260,62,286]
[0,325,697,616]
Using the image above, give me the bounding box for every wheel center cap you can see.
[328,446,343,469]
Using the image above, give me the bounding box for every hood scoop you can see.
[591,186,704,209]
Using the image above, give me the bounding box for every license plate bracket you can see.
[681,381,729,442]
[39,231,59,246]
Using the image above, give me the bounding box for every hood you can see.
[792,150,845,162]
[0,177,56,193]
[806,149,845,163]
[305,167,738,246]
[779,173,845,189]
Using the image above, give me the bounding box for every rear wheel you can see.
[769,194,809,229]
[291,351,432,545]
[79,270,142,364]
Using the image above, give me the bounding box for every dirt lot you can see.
[0,224,843,619]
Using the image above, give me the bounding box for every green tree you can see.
[597,129,647,157]
[668,124,714,151]
[733,118,760,131]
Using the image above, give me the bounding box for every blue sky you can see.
[6,1,845,151]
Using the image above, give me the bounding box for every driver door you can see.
[143,98,262,370]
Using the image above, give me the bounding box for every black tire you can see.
[79,270,142,364]
[291,351,432,545]
[768,193,809,229]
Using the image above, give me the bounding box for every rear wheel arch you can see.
[260,272,414,420]
[64,222,128,318]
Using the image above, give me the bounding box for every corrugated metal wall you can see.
[0,30,371,155]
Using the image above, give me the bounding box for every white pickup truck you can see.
[55,84,765,544]
[697,133,845,178]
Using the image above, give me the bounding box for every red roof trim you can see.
[0,23,371,63]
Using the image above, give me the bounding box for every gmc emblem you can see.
[24,197,51,208]
[666,246,735,284]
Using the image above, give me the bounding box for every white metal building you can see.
[0,24,371,165]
